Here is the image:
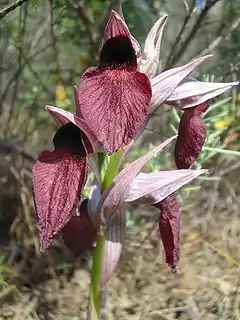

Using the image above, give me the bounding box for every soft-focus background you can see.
[0,0,240,319]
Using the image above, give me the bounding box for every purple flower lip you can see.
[32,123,88,251]
[62,200,97,257]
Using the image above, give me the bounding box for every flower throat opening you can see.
[100,35,137,68]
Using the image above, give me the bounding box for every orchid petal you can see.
[46,105,102,153]
[62,200,97,257]
[104,10,130,39]
[77,67,151,153]
[166,77,239,109]
[150,55,212,111]
[116,1,124,19]
[140,15,168,78]
[101,206,125,287]
[74,85,82,117]
[32,124,88,251]
[103,10,141,58]
[125,169,207,204]
[155,195,180,271]
[100,135,177,221]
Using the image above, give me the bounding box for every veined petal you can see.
[100,135,177,222]
[46,105,102,153]
[140,15,168,78]
[103,10,141,58]
[155,194,180,271]
[116,1,124,19]
[144,15,168,59]
[78,66,152,153]
[62,200,97,257]
[32,124,88,251]
[104,10,130,40]
[125,169,207,204]
[150,55,212,111]
[166,77,239,109]
[101,206,125,287]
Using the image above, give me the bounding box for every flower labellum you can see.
[32,123,88,251]
[175,101,210,169]
[62,200,97,257]
[155,194,180,272]
[77,26,152,153]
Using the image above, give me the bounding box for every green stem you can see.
[101,149,123,190]
[88,149,124,319]
[89,235,106,319]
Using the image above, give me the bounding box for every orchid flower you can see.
[32,4,238,319]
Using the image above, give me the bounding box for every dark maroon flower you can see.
[32,123,88,251]
[77,34,152,153]
[175,101,210,169]
[62,200,97,257]
[154,194,180,272]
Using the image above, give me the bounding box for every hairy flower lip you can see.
[33,139,88,252]
[77,66,152,153]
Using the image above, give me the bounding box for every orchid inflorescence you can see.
[32,4,238,318]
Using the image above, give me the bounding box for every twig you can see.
[197,16,240,57]
[4,1,29,138]
[0,139,35,162]
[69,1,99,61]
[0,0,28,20]
[46,0,63,83]
[0,42,53,115]
[166,0,195,68]
[167,0,221,67]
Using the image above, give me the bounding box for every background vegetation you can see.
[0,0,239,319]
